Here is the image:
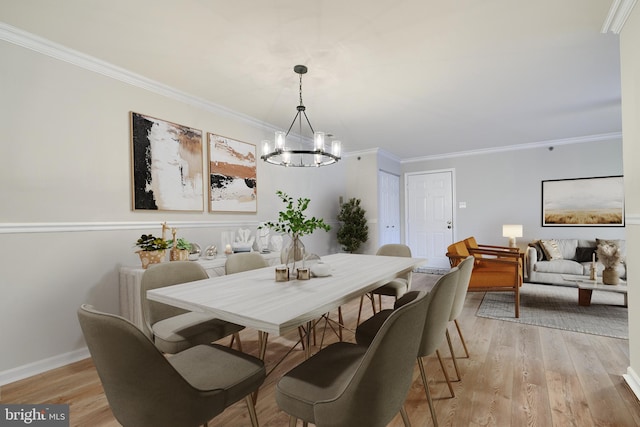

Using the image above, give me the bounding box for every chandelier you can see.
[261,65,341,167]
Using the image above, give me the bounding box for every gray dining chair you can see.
[446,256,474,381]
[77,304,265,427]
[225,252,268,275]
[356,268,460,427]
[140,261,244,354]
[357,244,413,325]
[276,290,429,427]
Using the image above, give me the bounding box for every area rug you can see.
[476,283,628,339]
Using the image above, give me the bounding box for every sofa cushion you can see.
[533,259,584,275]
[528,241,546,261]
[540,239,564,260]
[575,246,596,263]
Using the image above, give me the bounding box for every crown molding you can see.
[602,0,638,34]
[0,22,279,133]
[401,132,623,164]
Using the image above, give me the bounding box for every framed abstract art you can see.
[130,112,204,211]
[208,133,257,213]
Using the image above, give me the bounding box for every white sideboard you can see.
[119,252,281,329]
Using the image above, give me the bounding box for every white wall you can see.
[401,139,625,247]
[620,4,640,397]
[0,37,346,382]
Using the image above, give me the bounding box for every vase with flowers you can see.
[596,242,622,285]
[260,191,331,274]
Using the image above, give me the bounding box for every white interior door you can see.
[378,170,401,246]
[405,170,454,268]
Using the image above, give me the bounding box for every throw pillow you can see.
[575,246,596,263]
[540,239,563,261]
[528,241,546,261]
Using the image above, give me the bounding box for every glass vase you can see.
[281,235,305,272]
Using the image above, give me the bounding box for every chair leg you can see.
[435,349,455,398]
[400,405,412,427]
[446,329,461,382]
[288,415,298,427]
[231,332,243,352]
[357,295,365,326]
[454,319,469,358]
[417,357,438,427]
[338,306,344,341]
[245,395,259,427]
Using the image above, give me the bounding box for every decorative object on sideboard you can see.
[134,233,168,269]
[337,197,368,253]
[203,245,217,259]
[188,243,201,260]
[256,223,271,253]
[167,228,191,261]
[597,242,622,285]
[260,65,341,168]
[221,231,235,254]
[259,190,331,272]
[232,228,254,253]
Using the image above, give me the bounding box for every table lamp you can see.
[502,224,523,248]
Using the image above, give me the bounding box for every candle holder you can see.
[275,266,289,282]
[296,267,311,280]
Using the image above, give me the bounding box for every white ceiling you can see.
[1,0,622,160]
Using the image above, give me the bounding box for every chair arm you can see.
[474,243,519,253]
[446,253,466,267]
[467,247,522,259]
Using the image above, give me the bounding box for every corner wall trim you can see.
[0,348,90,387]
[623,367,640,401]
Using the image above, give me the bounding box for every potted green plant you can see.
[134,234,169,269]
[167,237,192,261]
[337,198,369,253]
[260,190,331,270]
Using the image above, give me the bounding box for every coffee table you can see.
[577,280,628,307]
[562,276,628,307]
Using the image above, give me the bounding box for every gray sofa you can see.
[525,238,626,286]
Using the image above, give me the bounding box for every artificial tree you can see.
[337,198,368,253]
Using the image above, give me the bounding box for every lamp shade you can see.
[502,224,523,238]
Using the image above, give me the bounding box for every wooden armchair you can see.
[463,236,520,260]
[447,240,523,317]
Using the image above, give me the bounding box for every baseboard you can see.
[0,348,90,387]
[623,367,640,402]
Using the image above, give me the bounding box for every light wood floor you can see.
[2,273,639,426]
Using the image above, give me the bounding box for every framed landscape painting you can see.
[130,112,204,211]
[542,176,624,227]
[208,133,257,212]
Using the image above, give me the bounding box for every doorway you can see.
[378,170,401,246]
[405,170,455,268]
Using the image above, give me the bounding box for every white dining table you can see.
[147,252,425,359]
